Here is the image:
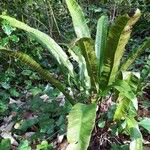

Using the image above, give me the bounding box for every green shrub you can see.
[0,0,150,149]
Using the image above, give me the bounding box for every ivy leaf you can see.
[18,140,31,150]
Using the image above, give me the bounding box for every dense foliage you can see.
[0,0,149,150]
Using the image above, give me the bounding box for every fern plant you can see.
[0,0,150,149]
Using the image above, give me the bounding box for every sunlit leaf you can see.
[0,15,75,78]
[114,96,130,121]
[95,15,108,79]
[9,35,19,42]
[114,80,138,110]
[120,71,140,93]
[66,0,91,38]
[100,9,141,89]
[2,20,15,35]
[9,88,20,97]
[130,127,143,140]
[36,141,53,150]
[98,119,105,128]
[126,118,143,150]
[129,139,143,150]
[67,103,97,150]
[114,72,140,120]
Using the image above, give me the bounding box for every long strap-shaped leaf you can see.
[0,15,75,78]
[100,9,141,90]
[66,0,91,38]
[68,46,91,91]
[0,48,75,105]
[100,80,138,110]
[74,38,98,92]
[126,118,143,150]
[114,72,140,121]
[67,103,97,150]
[95,15,108,80]
[120,39,150,71]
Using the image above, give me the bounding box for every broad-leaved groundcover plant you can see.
[0,0,150,149]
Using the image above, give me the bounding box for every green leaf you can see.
[2,20,15,35]
[74,38,98,91]
[100,9,141,89]
[98,119,105,128]
[66,0,91,38]
[101,80,138,120]
[30,87,42,96]
[129,139,143,150]
[9,88,20,97]
[114,72,140,121]
[9,35,19,43]
[111,143,129,150]
[0,139,11,150]
[95,15,108,79]
[130,127,143,140]
[0,37,9,46]
[1,82,10,89]
[18,118,39,131]
[126,118,140,133]
[139,117,150,132]
[114,80,138,110]
[21,69,32,76]
[0,15,75,78]
[107,104,117,121]
[40,119,54,134]
[68,44,91,91]
[0,101,8,113]
[120,71,140,93]
[121,39,150,71]
[0,48,75,105]
[126,118,143,150]
[36,141,53,150]
[114,96,130,121]
[18,140,31,150]
[67,103,97,150]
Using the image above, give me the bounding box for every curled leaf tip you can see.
[128,8,141,18]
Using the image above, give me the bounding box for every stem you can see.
[47,0,61,35]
